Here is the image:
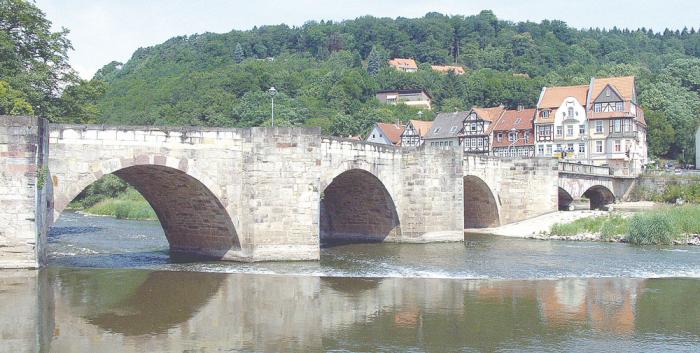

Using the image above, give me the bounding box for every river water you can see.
[1,211,699,352]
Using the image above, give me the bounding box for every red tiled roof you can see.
[492,108,536,132]
[472,106,506,123]
[591,76,635,102]
[407,119,433,137]
[538,85,589,109]
[376,123,405,145]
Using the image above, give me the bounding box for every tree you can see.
[234,42,245,63]
[0,80,33,115]
[645,110,675,157]
[57,79,108,124]
[366,46,383,76]
[0,0,76,118]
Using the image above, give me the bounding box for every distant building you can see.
[365,122,404,146]
[461,105,506,154]
[388,58,418,72]
[424,112,469,148]
[400,119,433,147]
[491,106,536,157]
[375,89,432,110]
[431,65,466,75]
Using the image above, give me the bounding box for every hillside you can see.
[89,11,700,159]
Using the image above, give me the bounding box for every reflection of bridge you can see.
[1,117,632,267]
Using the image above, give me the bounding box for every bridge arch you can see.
[320,168,400,244]
[50,156,240,259]
[463,175,500,228]
[583,185,615,210]
[558,187,574,210]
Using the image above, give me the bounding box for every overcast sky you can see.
[36,0,700,79]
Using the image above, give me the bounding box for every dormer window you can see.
[449,126,457,133]
[497,133,502,142]
[433,127,441,134]
[542,110,550,118]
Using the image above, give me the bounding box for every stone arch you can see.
[50,158,239,259]
[463,175,500,228]
[583,185,615,210]
[320,169,400,244]
[558,187,574,210]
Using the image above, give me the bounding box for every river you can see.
[0,211,698,352]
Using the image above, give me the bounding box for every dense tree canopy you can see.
[2,2,700,161]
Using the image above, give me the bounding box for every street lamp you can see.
[267,86,277,127]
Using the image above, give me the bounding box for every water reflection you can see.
[1,269,698,352]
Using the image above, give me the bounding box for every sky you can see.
[36,0,700,79]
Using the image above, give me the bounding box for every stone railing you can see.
[558,161,612,176]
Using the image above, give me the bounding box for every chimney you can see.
[517,104,524,111]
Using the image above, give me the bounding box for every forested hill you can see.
[89,11,700,159]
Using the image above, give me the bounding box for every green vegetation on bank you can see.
[68,174,156,220]
[550,214,628,241]
[632,179,700,204]
[3,1,700,162]
[550,205,700,245]
[84,189,157,220]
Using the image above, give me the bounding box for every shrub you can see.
[627,213,677,245]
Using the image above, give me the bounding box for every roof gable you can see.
[590,76,636,102]
[375,123,405,145]
[593,83,624,103]
[537,85,589,109]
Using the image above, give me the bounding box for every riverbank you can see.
[74,189,157,221]
[467,203,700,246]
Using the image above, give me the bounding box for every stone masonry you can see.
[1,117,564,268]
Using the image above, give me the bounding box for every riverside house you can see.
[460,105,506,154]
[424,112,469,148]
[491,106,536,157]
[365,122,404,146]
[400,119,433,147]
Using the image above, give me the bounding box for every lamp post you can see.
[267,86,277,127]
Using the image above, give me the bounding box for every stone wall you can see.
[464,155,558,225]
[0,116,48,268]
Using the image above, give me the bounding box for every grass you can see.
[550,214,628,239]
[84,188,157,220]
[549,205,700,245]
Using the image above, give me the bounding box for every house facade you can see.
[535,85,589,160]
[375,89,432,110]
[460,106,505,154]
[365,122,404,146]
[388,58,418,72]
[400,119,433,147]
[491,107,536,157]
[424,112,469,148]
[586,76,647,175]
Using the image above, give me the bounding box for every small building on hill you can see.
[388,58,418,72]
[375,89,432,110]
[365,122,405,146]
[431,65,466,75]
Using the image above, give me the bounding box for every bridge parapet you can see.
[558,161,612,176]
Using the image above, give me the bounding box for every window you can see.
[595,120,603,133]
[568,107,574,119]
[594,103,602,112]
[497,133,502,142]
[546,144,553,155]
[623,119,631,132]
[508,132,516,142]
[616,102,624,112]
[613,119,622,133]
[471,139,476,148]
[579,144,585,153]
[477,138,483,148]
[372,134,375,138]
[433,127,441,134]
[542,110,550,118]
[567,143,574,152]
[524,131,530,143]
[538,145,544,155]
[556,144,562,152]
[579,125,585,135]
[450,126,458,133]
[614,140,621,152]
[514,118,522,125]
[596,140,603,153]
[605,88,610,97]
[567,125,574,136]
[470,123,476,132]
[556,126,563,136]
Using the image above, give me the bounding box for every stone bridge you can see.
[2,117,561,268]
[557,162,636,210]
